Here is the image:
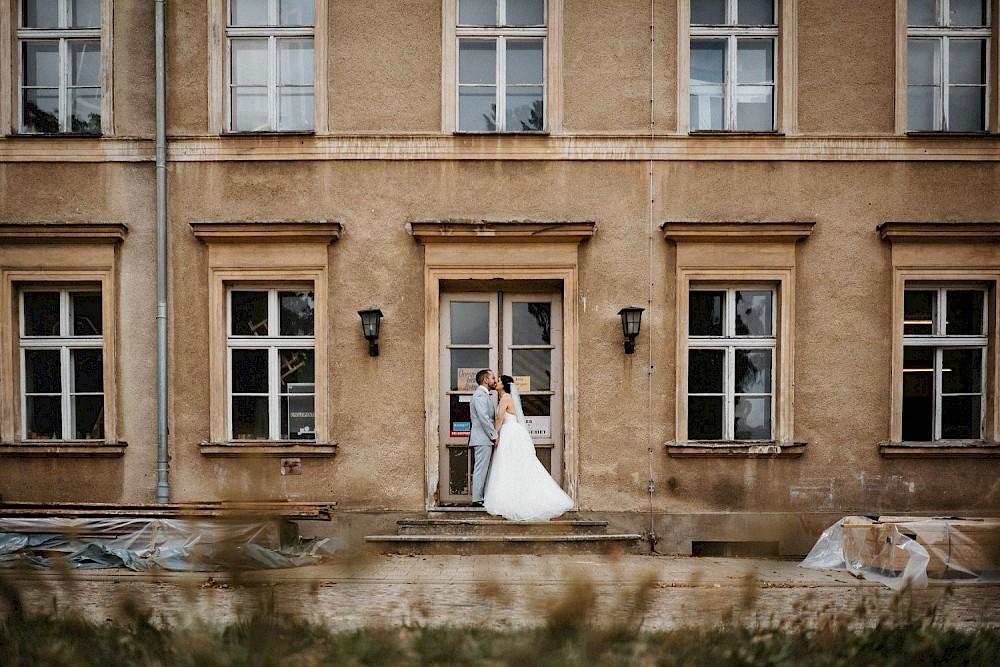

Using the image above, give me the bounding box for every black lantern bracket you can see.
[618,307,644,354]
[358,309,383,356]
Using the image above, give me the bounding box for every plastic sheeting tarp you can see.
[800,516,1000,590]
[0,517,340,571]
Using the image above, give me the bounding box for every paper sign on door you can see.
[524,416,550,439]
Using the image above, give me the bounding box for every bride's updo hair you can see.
[500,375,514,393]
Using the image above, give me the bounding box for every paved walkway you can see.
[9,555,999,630]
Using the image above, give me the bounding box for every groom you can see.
[469,368,498,507]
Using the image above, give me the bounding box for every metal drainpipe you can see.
[155,0,170,503]
[645,0,658,553]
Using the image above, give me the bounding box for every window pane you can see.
[507,0,545,26]
[26,349,62,393]
[691,0,726,25]
[691,40,726,85]
[512,348,551,391]
[736,86,773,131]
[23,292,60,336]
[737,40,773,83]
[233,88,269,131]
[232,349,269,393]
[518,394,550,417]
[688,396,723,440]
[506,40,543,85]
[231,291,268,335]
[949,0,988,26]
[72,349,103,393]
[26,396,62,440]
[22,1,60,28]
[280,0,314,25]
[689,291,725,336]
[279,291,314,336]
[74,395,104,439]
[281,394,315,440]
[459,87,498,131]
[231,0,269,26]
[904,290,935,335]
[278,87,313,130]
[278,39,313,85]
[949,87,985,132]
[690,87,724,130]
[734,396,771,440]
[459,40,496,85]
[942,348,982,394]
[738,0,774,25]
[946,290,984,335]
[512,302,551,345]
[451,349,490,390]
[908,0,939,26]
[71,0,101,28]
[506,86,544,131]
[23,89,60,133]
[907,86,940,131]
[941,395,981,439]
[908,39,941,86]
[232,396,269,439]
[950,40,986,85]
[688,349,724,394]
[24,42,60,87]
[232,39,268,85]
[451,302,490,344]
[903,346,934,441]
[279,349,314,385]
[459,0,497,25]
[735,290,773,336]
[735,349,772,393]
[70,88,101,133]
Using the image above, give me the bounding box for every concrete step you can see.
[364,533,645,555]
[397,518,609,536]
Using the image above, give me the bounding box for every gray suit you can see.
[468,384,497,502]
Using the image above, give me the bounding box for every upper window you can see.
[456,0,546,132]
[19,287,105,440]
[902,286,987,441]
[907,0,990,132]
[227,0,315,132]
[227,287,316,441]
[18,0,102,134]
[689,0,777,132]
[687,286,776,441]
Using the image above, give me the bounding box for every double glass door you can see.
[439,290,562,504]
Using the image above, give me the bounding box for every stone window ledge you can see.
[0,441,127,457]
[199,441,338,457]
[666,441,807,459]
[879,442,1000,459]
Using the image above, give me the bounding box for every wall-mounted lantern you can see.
[358,309,383,356]
[617,307,644,354]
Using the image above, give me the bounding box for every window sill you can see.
[199,441,338,457]
[11,132,103,139]
[453,131,549,136]
[904,131,992,138]
[666,441,806,458]
[688,130,784,137]
[879,441,1000,458]
[0,441,127,457]
[221,131,316,137]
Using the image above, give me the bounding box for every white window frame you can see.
[226,285,316,442]
[18,286,104,441]
[687,285,777,441]
[224,0,315,133]
[899,0,992,133]
[454,1,547,133]
[688,0,779,132]
[15,0,110,135]
[902,285,988,441]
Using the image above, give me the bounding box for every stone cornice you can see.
[877,222,1000,242]
[0,222,128,244]
[662,221,815,242]
[408,220,596,243]
[190,221,343,244]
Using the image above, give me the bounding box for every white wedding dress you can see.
[483,412,574,521]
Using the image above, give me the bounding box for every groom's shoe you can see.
[471,501,484,507]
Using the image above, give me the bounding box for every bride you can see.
[483,375,574,521]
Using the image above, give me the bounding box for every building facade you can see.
[1,0,999,554]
